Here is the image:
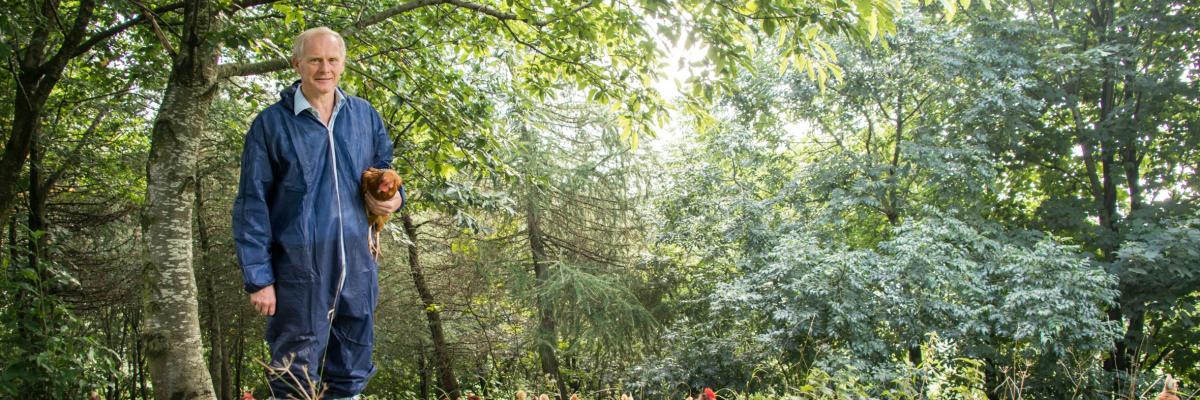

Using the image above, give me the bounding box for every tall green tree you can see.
[506,98,656,399]
[966,0,1200,390]
[644,5,1182,396]
[0,3,166,395]
[0,0,181,230]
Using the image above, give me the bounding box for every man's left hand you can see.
[365,187,404,215]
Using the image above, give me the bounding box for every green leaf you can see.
[941,0,957,20]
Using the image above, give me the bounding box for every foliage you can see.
[0,239,124,398]
[645,4,1194,396]
[1113,206,1200,312]
[626,317,773,398]
[708,214,1120,381]
[633,331,997,400]
[0,0,1195,397]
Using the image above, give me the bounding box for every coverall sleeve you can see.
[370,107,406,210]
[232,116,276,293]
[370,107,393,169]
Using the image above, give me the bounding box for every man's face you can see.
[293,33,344,98]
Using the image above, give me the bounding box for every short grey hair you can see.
[291,27,346,61]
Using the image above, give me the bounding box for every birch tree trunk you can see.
[141,0,220,398]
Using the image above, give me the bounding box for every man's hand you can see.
[365,187,403,215]
[250,284,276,316]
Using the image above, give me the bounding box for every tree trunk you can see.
[1080,0,1140,389]
[0,52,52,227]
[202,270,231,400]
[6,213,15,264]
[133,306,151,400]
[983,357,1001,400]
[881,95,923,383]
[140,0,220,398]
[17,124,51,398]
[402,212,460,399]
[0,0,96,226]
[132,310,143,399]
[526,194,569,400]
[235,313,245,396]
[418,351,431,400]
[196,174,232,400]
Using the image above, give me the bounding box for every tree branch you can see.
[343,63,455,143]
[219,0,444,78]
[1070,101,1104,202]
[216,58,291,78]
[500,20,588,68]
[542,233,623,267]
[901,92,933,124]
[350,0,448,33]
[443,0,599,27]
[219,0,598,78]
[40,0,97,75]
[133,0,177,58]
[42,106,114,199]
[229,0,287,12]
[67,1,186,61]
[711,0,818,21]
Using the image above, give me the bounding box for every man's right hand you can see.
[250,284,276,316]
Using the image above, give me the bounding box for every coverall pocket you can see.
[265,280,315,342]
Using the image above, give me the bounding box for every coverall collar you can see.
[293,82,348,120]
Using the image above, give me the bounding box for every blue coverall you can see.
[232,82,400,397]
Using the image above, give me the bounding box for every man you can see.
[232,27,404,399]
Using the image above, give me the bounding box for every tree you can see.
[0,3,165,394]
[0,0,181,230]
[645,5,1170,396]
[516,100,658,398]
[965,0,1200,390]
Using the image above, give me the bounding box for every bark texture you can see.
[141,0,220,398]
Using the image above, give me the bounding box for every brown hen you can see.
[1158,374,1180,400]
[361,168,403,260]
